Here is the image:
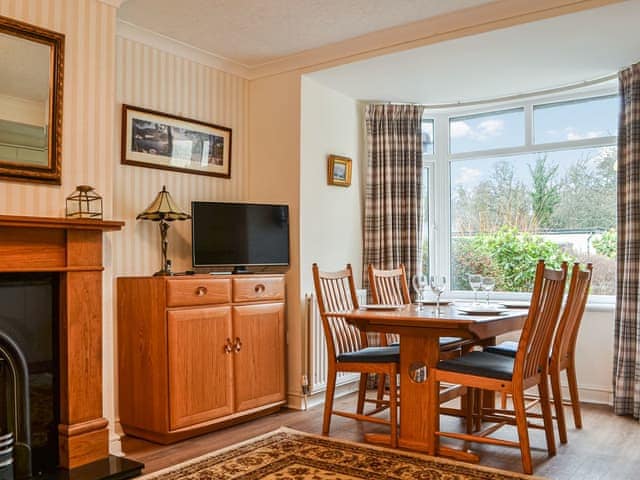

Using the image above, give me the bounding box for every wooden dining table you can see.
[342,303,528,459]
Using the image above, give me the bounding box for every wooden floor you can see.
[121,394,640,479]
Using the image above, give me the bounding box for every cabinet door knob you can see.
[196,286,208,296]
[234,337,242,352]
[224,338,233,354]
[254,284,266,295]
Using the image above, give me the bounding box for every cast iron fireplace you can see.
[0,273,59,479]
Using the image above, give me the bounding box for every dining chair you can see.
[486,262,592,444]
[367,264,468,354]
[430,260,567,474]
[312,263,399,447]
[368,263,473,427]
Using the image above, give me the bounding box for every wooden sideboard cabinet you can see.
[117,274,286,444]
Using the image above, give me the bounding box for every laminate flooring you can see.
[121,394,640,480]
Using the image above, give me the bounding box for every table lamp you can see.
[137,185,191,276]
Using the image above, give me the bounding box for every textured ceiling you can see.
[308,1,639,104]
[118,0,492,66]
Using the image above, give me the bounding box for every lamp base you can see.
[153,270,174,276]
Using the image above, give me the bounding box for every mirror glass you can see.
[0,32,50,167]
[0,16,64,185]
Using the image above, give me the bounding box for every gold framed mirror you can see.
[0,15,64,185]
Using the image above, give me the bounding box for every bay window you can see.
[423,91,618,298]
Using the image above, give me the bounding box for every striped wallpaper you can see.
[0,0,250,446]
[0,0,116,215]
[113,36,250,277]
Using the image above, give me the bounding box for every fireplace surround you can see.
[0,216,142,479]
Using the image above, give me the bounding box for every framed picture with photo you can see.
[327,155,352,187]
[121,104,232,178]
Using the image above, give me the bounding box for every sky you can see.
[445,95,618,190]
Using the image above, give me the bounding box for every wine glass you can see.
[430,275,446,314]
[468,274,482,305]
[412,274,428,310]
[481,276,496,305]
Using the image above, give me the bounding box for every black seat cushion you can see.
[485,340,518,358]
[437,351,514,380]
[337,346,400,363]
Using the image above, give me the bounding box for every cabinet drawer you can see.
[233,277,284,302]
[167,278,231,307]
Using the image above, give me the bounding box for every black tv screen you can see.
[192,202,289,268]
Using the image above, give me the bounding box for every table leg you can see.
[397,334,440,453]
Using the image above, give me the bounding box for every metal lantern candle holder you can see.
[65,185,103,219]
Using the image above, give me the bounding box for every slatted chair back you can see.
[514,260,567,383]
[368,264,411,305]
[312,263,366,360]
[551,263,592,369]
[368,264,411,346]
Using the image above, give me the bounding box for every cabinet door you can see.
[232,303,285,411]
[168,306,233,429]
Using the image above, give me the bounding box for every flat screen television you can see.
[191,201,289,272]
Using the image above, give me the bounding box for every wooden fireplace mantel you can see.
[0,214,123,469]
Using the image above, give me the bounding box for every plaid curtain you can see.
[363,104,425,295]
[614,62,640,418]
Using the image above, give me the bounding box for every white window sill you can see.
[440,291,615,313]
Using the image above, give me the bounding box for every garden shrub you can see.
[452,227,574,292]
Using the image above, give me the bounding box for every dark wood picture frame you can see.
[121,104,232,179]
[327,155,352,187]
[0,15,65,185]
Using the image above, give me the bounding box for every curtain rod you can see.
[386,71,619,111]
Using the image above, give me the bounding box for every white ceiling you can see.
[308,1,640,104]
[117,0,492,67]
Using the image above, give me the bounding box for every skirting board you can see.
[287,381,360,411]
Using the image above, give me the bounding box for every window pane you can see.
[450,146,616,294]
[534,95,618,144]
[450,108,524,154]
[422,118,434,155]
[421,168,429,276]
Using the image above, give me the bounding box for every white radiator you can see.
[304,289,367,393]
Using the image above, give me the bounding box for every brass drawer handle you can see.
[254,284,266,295]
[234,337,242,353]
[195,286,208,296]
[224,338,233,354]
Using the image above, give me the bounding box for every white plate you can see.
[415,300,453,306]
[455,304,509,315]
[359,304,405,311]
[500,300,530,309]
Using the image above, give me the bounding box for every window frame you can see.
[423,86,617,304]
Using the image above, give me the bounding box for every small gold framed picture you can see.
[327,155,352,187]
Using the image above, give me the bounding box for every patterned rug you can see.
[139,428,546,480]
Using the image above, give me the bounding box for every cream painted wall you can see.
[300,77,363,294]
[498,307,615,404]
[248,71,302,406]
